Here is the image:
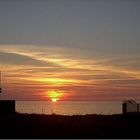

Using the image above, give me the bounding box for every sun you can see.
[52,98,58,102]
[47,90,63,102]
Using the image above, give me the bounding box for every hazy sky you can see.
[0,0,140,101]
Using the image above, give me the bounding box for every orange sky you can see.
[0,45,140,101]
[0,1,140,101]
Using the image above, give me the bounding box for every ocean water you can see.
[16,101,123,115]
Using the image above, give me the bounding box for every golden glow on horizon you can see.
[23,77,77,85]
[47,90,64,102]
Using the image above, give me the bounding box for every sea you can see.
[16,101,123,115]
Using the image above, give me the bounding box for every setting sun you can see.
[52,98,57,102]
[47,90,64,102]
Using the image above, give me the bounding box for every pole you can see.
[0,71,2,100]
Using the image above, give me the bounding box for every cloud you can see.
[0,51,59,67]
[1,45,140,101]
[94,56,140,71]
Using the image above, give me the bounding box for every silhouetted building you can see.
[0,72,16,114]
[138,103,140,112]
[122,100,138,114]
[0,100,15,114]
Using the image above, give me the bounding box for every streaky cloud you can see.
[0,51,60,67]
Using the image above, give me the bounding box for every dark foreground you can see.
[1,113,140,139]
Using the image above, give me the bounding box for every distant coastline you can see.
[16,101,123,115]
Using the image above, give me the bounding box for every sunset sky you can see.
[0,0,140,101]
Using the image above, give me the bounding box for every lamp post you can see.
[0,71,2,100]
